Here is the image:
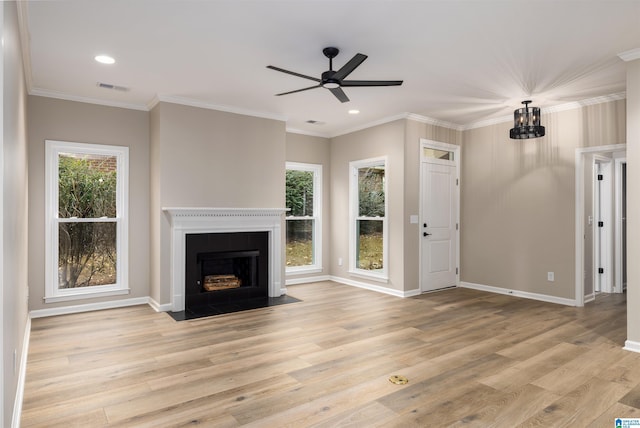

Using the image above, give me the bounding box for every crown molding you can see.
[543,92,626,114]
[618,48,640,62]
[405,113,465,131]
[26,86,627,137]
[153,95,287,122]
[29,88,149,111]
[462,92,627,131]
[285,127,331,138]
[329,113,410,138]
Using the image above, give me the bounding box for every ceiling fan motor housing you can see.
[321,70,340,88]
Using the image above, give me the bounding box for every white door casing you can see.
[419,140,460,292]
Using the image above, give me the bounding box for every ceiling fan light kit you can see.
[509,100,545,139]
[267,47,403,103]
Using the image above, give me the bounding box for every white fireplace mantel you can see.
[163,207,287,312]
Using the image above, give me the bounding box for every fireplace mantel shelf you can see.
[163,207,288,219]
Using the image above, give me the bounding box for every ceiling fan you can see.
[267,47,403,103]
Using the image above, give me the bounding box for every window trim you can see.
[285,162,323,274]
[45,140,129,303]
[349,156,388,281]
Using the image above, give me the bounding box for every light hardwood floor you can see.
[21,282,640,427]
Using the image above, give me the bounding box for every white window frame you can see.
[349,156,388,282]
[45,140,129,303]
[285,162,323,274]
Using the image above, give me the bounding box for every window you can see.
[350,157,388,280]
[45,140,129,302]
[423,147,454,161]
[285,162,322,273]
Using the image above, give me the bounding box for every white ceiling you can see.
[20,0,640,137]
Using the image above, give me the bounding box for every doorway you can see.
[575,144,626,306]
[419,139,460,292]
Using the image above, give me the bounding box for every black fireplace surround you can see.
[185,231,269,310]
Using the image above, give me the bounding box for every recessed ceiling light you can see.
[94,55,115,65]
[348,109,360,115]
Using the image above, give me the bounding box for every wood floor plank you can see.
[448,383,560,427]
[308,401,400,428]
[20,283,639,427]
[587,402,640,427]
[480,342,585,392]
[518,376,631,427]
[531,343,629,395]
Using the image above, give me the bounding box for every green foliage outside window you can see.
[358,167,385,217]
[357,165,385,270]
[58,155,117,288]
[286,170,314,217]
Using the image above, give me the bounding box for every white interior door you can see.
[421,161,458,292]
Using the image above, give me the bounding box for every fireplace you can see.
[185,231,268,309]
[164,208,287,313]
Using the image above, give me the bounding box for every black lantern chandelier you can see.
[509,100,545,139]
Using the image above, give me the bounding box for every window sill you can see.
[44,288,130,304]
[286,266,323,276]
[348,270,389,284]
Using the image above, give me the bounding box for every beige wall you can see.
[285,132,331,280]
[330,120,406,292]
[461,100,626,300]
[403,120,462,291]
[2,2,29,424]
[626,59,640,344]
[149,102,286,305]
[27,96,150,311]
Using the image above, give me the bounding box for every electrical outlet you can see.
[338,257,343,266]
[547,272,555,282]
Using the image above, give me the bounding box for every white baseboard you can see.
[403,288,422,297]
[624,340,640,354]
[148,297,172,313]
[329,276,419,298]
[584,292,596,304]
[29,297,151,318]
[459,281,577,306]
[12,316,30,428]
[286,275,331,286]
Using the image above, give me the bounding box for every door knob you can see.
[423,232,432,237]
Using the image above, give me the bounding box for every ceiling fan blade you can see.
[275,84,321,96]
[267,65,321,83]
[332,53,367,81]
[329,86,350,103]
[341,80,404,87]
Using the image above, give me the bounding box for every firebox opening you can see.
[185,231,269,311]
[198,250,259,292]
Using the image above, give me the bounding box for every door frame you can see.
[419,139,460,292]
[593,157,613,294]
[575,144,626,306]
[615,157,627,293]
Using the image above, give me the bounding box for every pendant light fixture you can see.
[509,100,545,139]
